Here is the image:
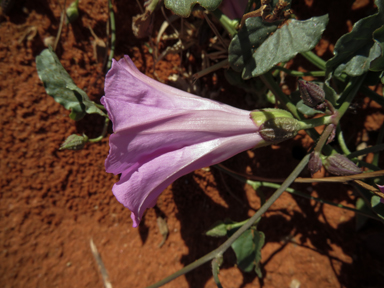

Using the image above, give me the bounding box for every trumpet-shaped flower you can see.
[101,56,274,227]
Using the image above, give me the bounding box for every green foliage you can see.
[231,228,265,276]
[228,17,280,78]
[371,196,384,220]
[164,0,223,17]
[206,220,265,277]
[36,47,105,121]
[326,0,384,76]
[229,14,328,79]
[296,100,323,116]
[371,25,384,71]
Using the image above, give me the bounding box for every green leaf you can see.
[228,18,281,78]
[326,0,384,76]
[323,74,339,105]
[296,99,323,116]
[164,0,223,18]
[253,230,265,278]
[229,13,328,79]
[371,195,384,219]
[370,25,384,71]
[36,47,105,121]
[231,228,265,274]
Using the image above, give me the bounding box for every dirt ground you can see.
[1,0,384,287]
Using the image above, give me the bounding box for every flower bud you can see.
[60,134,88,150]
[259,117,301,143]
[308,151,322,175]
[66,0,79,24]
[298,80,325,108]
[251,108,300,144]
[323,154,361,176]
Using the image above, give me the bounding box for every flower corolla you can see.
[101,56,268,227]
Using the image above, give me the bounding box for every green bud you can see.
[205,221,227,237]
[60,134,88,150]
[259,117,301,143]
[66,0,79,24]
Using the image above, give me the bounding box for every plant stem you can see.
[211,257,223,288]
[297,115,333,130]
[272,66,326,77]
[107,0,116,70]
[88,117,109,143]
[210,9,238,37]
[259,73,299,118]
[347,143,384,160]
[257,181,382,221]
[372,124,384,167]
[313,124,335,153]
[360,86,384,107]
[95,103,107,110]
[300,51,326,71]
[193,59,229,81]
[337,125,351,155]
[146,154,310,288]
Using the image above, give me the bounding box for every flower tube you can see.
[101,56,290,227]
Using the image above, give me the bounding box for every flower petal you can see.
[113,134,262,227]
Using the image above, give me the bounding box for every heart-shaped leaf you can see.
[231,228,265,274]
[36,47,105,120]
[229,14,328,79]
[326,0,384,76]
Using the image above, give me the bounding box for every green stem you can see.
[337,75,366,118]
[193,59,229,81]
[146,154,310,288]
[314,124,335,153]
[356,161,382,171]
[88,117,109,143]
[373,124,384,167]
[211,257,223,288]
[272,66,326,77]
[347,143,384,160]
[107,0,116,70]
[297,115,333,130]
[210,9,238,37]
[300,51,326,71]
[360,86,384,107]
[337,125,351,155]
[257,182,381,221]
[95,103,106,110]
[259,73,299,118]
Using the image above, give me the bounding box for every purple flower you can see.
[101,56,265,227]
